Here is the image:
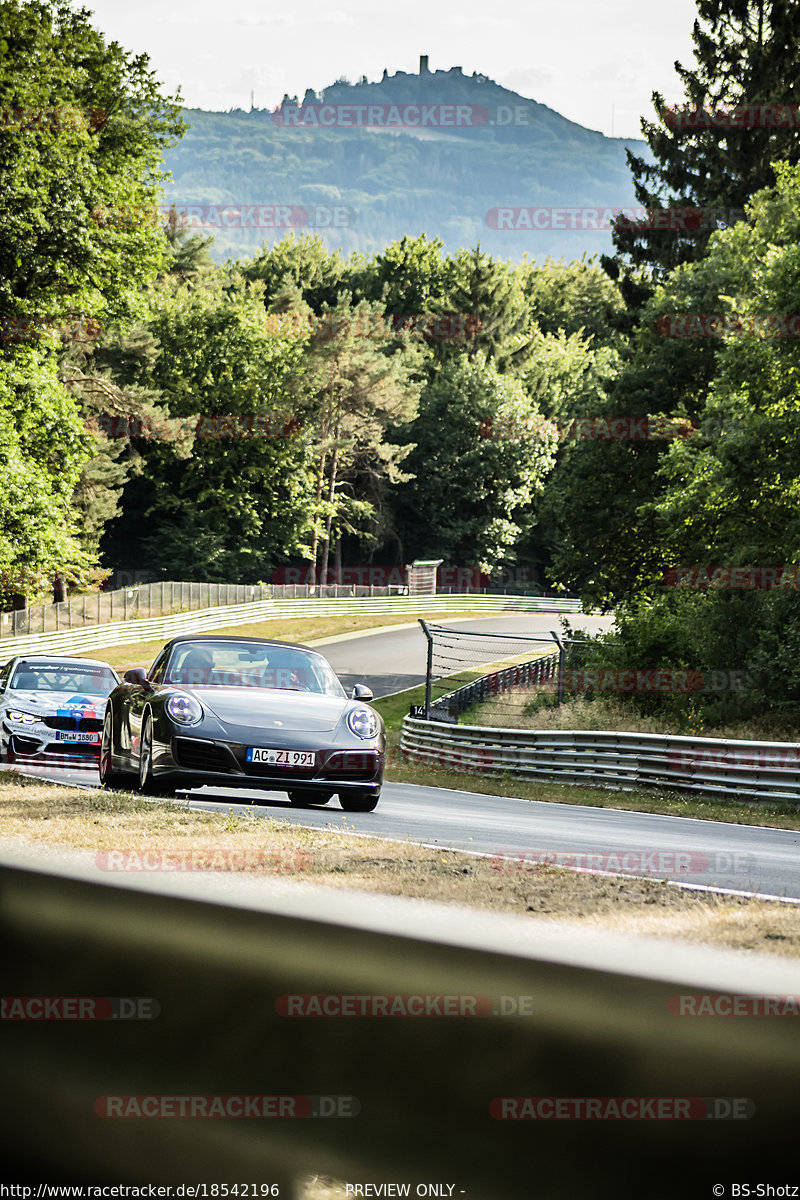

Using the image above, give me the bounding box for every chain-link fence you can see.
[0,580,406,638]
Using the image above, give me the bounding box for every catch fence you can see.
[418,620,574,722]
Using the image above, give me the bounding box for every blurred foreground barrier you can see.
[401,715,800,802]
[2,848,800,1193]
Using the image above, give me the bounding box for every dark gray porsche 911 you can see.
[99,635,384,811]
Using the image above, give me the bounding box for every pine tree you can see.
[163,207,214,285]
[303,298,423,583]
[608,0,800,307]
[445,246,533,372]
[59,323,171,561]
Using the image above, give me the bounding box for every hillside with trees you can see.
[163,64,647,262]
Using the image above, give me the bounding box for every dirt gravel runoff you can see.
[2,772,800,959]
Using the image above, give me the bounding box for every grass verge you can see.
[2,771,800,958]
[462,691,800,742]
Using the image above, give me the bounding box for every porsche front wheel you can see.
[138,713,177,797]
[99,711,135,790]
[338,790,379,813]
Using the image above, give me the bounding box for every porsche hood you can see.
[181,686,352,732]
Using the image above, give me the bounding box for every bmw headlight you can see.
[347,706,379,739]
[8,710,38,724]
[167,693,204,726]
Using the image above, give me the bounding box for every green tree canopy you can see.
[102,270,313,581]
[397,353,557,571]
[0,0,184,589]
[0,0,184,330]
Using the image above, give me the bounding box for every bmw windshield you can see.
[10,663,118,696]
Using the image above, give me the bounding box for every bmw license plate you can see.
[247,747,315,768]
[54,731,100,744]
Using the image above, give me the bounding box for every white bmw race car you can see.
[0,655,120,767]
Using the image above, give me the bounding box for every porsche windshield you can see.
[10,662,118,695]
[162,641,346,696]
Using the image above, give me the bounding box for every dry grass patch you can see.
[3,773,800,959]
[463,692,800,742]
[573,898,800,958]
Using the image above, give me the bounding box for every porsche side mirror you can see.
[124,667,152,689]
[351,683,373,701]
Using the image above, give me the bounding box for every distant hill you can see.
[162,60,648,263]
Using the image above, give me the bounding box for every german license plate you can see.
[55,731,100,744]
[246,747,315,768]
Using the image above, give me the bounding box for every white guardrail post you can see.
[2,849,800,1192]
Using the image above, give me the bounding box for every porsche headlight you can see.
[8,710,38,724]
[167,693,203,726]
[347,706,379,739]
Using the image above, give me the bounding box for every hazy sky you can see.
[86,0,699,139]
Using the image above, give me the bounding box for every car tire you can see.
[138,712,177,797]
[338,790,380,813]
[98,711,135,790]
[288,790,333,807]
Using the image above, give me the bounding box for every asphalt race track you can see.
[317,610,613,697]
[12,612,800,901]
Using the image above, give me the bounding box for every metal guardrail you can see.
[401,717,800,802]
[3,848,800,1193]
[0,593,582,659]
